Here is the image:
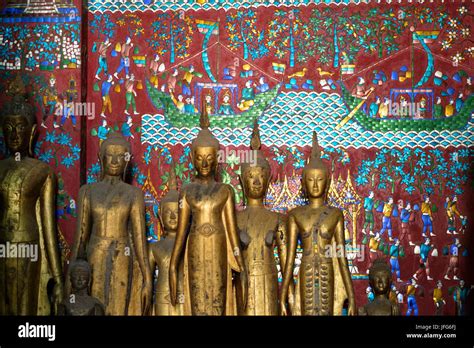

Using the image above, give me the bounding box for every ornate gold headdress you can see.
[191,97,219,150]
[304,131,327,172]
[241,118,270,172]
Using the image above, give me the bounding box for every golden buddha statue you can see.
[0,77,64,315]
[280,132,356,316]
[236,119,291,315]
[69,132,152,315]
[58,259,105,316]
[149,162,184,315]
[169,100,247,315]
[358,258,400,316]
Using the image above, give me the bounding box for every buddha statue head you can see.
[69,259,91,293]
[368,258,392,297]
[99,132,131,180]
[191,98,219,179]
[1,76,37,157]
[302,131,329,201]
[240,119,271,204]
[160,161,179,234]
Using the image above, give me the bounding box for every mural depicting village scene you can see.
[0,0,472,316]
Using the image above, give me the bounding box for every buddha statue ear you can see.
[263,170,272,207]
[28,124,37,157]
[123,153,131,182]
[213,148,219,176]
[324,173,331,203]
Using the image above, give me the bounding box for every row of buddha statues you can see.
[0,79,399,316]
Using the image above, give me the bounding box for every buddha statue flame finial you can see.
[304,131,327,172]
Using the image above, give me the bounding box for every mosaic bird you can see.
[317,67,333,77]
[288,68,307,78]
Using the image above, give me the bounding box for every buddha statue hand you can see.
[347,299,357,316]
[51,277,64,315]
[239,269,249,311]
[169,265,178,306]
[141,279,152,315]
[279,301,288,316]
[288,283,296,314]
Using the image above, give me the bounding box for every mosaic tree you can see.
[117,13,144,38]
[308,7,360,68]
[266,8,311,68]
[147,12,194,64]
[90,13,117,39]
[321,147,351,173]
[354,148,472,196]
[352,6,446,60]
[404,5,447,29]
[354,8,406,59]
[226,9,268,60]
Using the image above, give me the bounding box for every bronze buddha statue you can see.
[280,131,356,316]
[169,100,248,315]
[69,132,152,315]
[359,258,400,315]
[0,77,64,315]
[236,120,292,315]
[58,259,105,316]
[149,162,184,315]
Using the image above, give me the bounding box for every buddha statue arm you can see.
[130,189,152,315]
[334,212,356,315]
[40,170,64,312]
[223,185,248,309]
[148,246,156,274]
[68,185,92,295]
[147,247,157,316]
[169,189,190,306]
[279,213,298,316]
[275,215,295,308]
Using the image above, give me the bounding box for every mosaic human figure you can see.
[445,196,464,235]
[114,36,133,79]
[379,197,395,241]
[406,278,422,316]
[361,191,375,236]
[95,37,112,80]
[432,280,445,316]
[421,195,435,238]
[444,238,462,281]
[413,237,435,281]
